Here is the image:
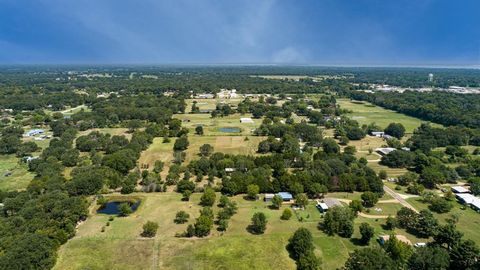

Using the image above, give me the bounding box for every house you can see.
[451,186,470,194]
[379,235,412,246]
[277,192,293,202]
[25,129,45,137]
[375,147,396,156]
[414,243,427,248]
[371,131,385,137]
[195,93,215,99]
[24,156,39,163]
[225,168,236,173]
[240,117,254,124]
[264,193,275,202]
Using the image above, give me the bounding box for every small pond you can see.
[97,201,140,215]
[218,127,241,133]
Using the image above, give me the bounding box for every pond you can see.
[97,201,140,215]
[218,127,241,133]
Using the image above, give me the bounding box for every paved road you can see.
[383,185,419,213]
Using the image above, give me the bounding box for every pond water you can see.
[97,201,140,215]
[218,127,241,133]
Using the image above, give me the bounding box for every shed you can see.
[456,193,476,204]
[25,129,45,137]
[375,147,396,156]
[371,131,385,137]
[264,193,275,202]
[451,186,470,193]
[277,192,293,202]
[240,117,254,124]
[225,168,236,173]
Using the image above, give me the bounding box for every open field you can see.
[55,192,424,270]
[77,128,132,139]
[174,113,260,136]
[138,136,266,175]
[0,155,34,191]
[185,98,245,113]
[337,99,442,133]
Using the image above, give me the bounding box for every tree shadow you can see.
[349,237,366,246]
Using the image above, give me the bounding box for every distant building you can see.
[224,168,236,173]
[371,131,385,137]
[264,193,275,202]
[316,202,329,213]
[376,147,396,156]
[382,134,395,140]
[195,93,215,99]
[240,117,254,124]
[25,129,44,137]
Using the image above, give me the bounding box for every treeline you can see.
[349,91,480,128]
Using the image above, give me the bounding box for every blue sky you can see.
[0,0,479,65]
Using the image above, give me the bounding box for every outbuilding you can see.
[277,192,293,202]
[316,202,329,213]
[264,193,275,202]
[371,131,385,137]
[375,147,396,156]
[451,186,470,194]
[240,117,254,124]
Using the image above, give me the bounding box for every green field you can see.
[55,192,423,270]
[0,155,34,191]
[174,113,260,136]
[337,99,441,133]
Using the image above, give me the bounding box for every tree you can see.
[429,197,452,213]
[383,235,414,266]
[396,207,418,228]
[407,246,450,270]
[468,177,480,196]
[286,227,315,260]
[385,123,406,139]
[322,206,355,238]
[249,212,267,234]
[200,188,216,206]
[174,211,190,224]
[281,208,293,220]
[247,184,260,200]
[433,223,463,249]
[296,251,321,270]
[182,190,192,201]
[361,191,379,207]
[173,136,189,151]
[343,247,395,270]
[153,160,164,173]
[359,223,374,245]
[449,240,480,270]
[194,214,213,237]
[118,202,133,217]
[217,219,229,231]
[322,138,340,154]
[295,193,309,208]
[195,125,204,135]
[385,215,397,230]
[141,221,159,237]
[271,194,283,209]
[349,199,363,215]
[415,210,438,238]
[199,143,214,157]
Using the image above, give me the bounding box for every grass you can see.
[185,98,244,113]
[55,192,426,270]
[0,155,34,191]
[407,197,480,244]
[173,113,260,136]
[337,99,442,133]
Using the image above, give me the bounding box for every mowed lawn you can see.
[337,99,441,133]
[0,155,34,191]
[55,192,425,270]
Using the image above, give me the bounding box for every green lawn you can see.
[337,99,442,133]
[0,155,34,191]
[174,113,260,136]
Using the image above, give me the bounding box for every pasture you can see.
[0,155,34,191]
[55,192,423,270]
[174,113,260,136]
[337,99,441,133]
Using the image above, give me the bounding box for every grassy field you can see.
[174,113,260,136]
[0,155,34,191]
[55,192,423,270]
[337,99,441,133]
[185,98,245,113]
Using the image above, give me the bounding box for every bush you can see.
[142,221,159,237]
[249,212,267,234]
[174,211,190,224]
[281,208,293,220]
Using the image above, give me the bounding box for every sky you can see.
[0,0,479,66]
